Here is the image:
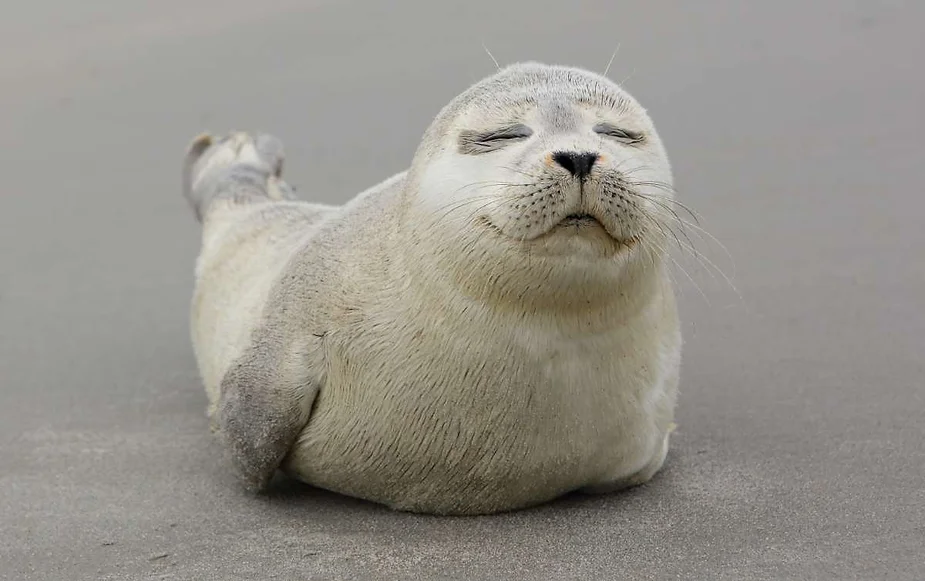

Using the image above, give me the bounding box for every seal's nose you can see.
[552,151,598,180]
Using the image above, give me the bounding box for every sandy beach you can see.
[1,2,922,579]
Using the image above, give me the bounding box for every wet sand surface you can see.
[1,1,923,579]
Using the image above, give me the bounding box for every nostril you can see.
[552,152,576,175]
[552,151,598,179]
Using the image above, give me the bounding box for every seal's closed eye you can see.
[458,124,533,154]
[593,123,645,145]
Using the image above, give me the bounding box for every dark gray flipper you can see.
[214,336,318,493]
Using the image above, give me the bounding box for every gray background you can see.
[1,1,922,579]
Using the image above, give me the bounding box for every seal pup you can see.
[182,62,682,515]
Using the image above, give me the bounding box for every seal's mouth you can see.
[551,214,638,250]
[476,214,637,253]
[559,213,602,227]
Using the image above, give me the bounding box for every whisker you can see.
[433,196,509,227]
[639,208,741,300]
[603,44,621,77]
[628,191,700,252]
[500,165,544,180]
[635,194,737,281]
[482,43,501,71]
[635,223,710,305]
[601,174,739,301]
[454,181,535,193]
[626,181,702,224]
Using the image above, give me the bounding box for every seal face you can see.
[416,67,667,250]
[184,62,683,515]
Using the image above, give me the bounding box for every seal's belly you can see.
[282,352,660,515]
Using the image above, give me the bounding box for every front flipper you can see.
[214,338,318,493]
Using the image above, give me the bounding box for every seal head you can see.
[399,63,675,308]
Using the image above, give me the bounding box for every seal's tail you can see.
[182,131,298,223]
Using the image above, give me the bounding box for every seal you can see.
[182,62,682,515]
